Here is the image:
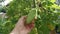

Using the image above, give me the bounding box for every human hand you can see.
[10,16,35,34]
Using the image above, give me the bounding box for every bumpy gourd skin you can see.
[26,9,36,24]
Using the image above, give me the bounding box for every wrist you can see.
[10,27,29,34]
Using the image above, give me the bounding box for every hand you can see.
[10,16,35,34]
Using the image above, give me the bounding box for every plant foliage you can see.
[0,0,60,34]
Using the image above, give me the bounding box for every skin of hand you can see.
[10,16,35,34]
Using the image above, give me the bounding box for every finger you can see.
[25,20,35,30]
[29,20,35,29]
[16,16,27,27]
